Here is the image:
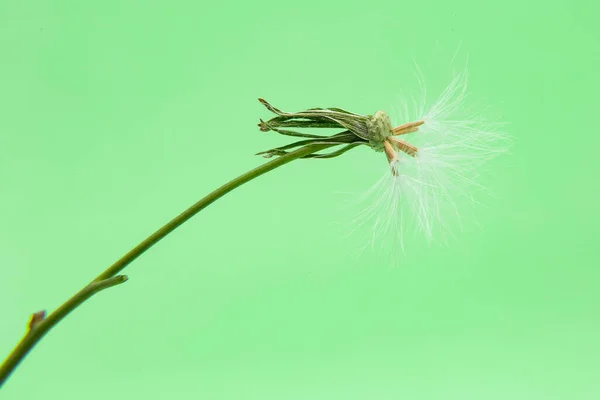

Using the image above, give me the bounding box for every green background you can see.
[1,0,598,398]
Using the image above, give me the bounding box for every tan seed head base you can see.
[383,119,425,175]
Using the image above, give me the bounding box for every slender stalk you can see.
[0,143,335,387]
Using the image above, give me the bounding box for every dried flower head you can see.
[258,69,509,251]
[257,98,424,166]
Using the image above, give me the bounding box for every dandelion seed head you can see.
[349,67,510,256]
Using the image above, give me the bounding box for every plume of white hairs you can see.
[351,67,510,255]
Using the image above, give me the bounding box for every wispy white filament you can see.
[351,68,510,254]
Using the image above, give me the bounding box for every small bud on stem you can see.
[27,311,46,332]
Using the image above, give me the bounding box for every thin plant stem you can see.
[0,142,336,387]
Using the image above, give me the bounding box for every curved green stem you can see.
[0,143,336,387]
